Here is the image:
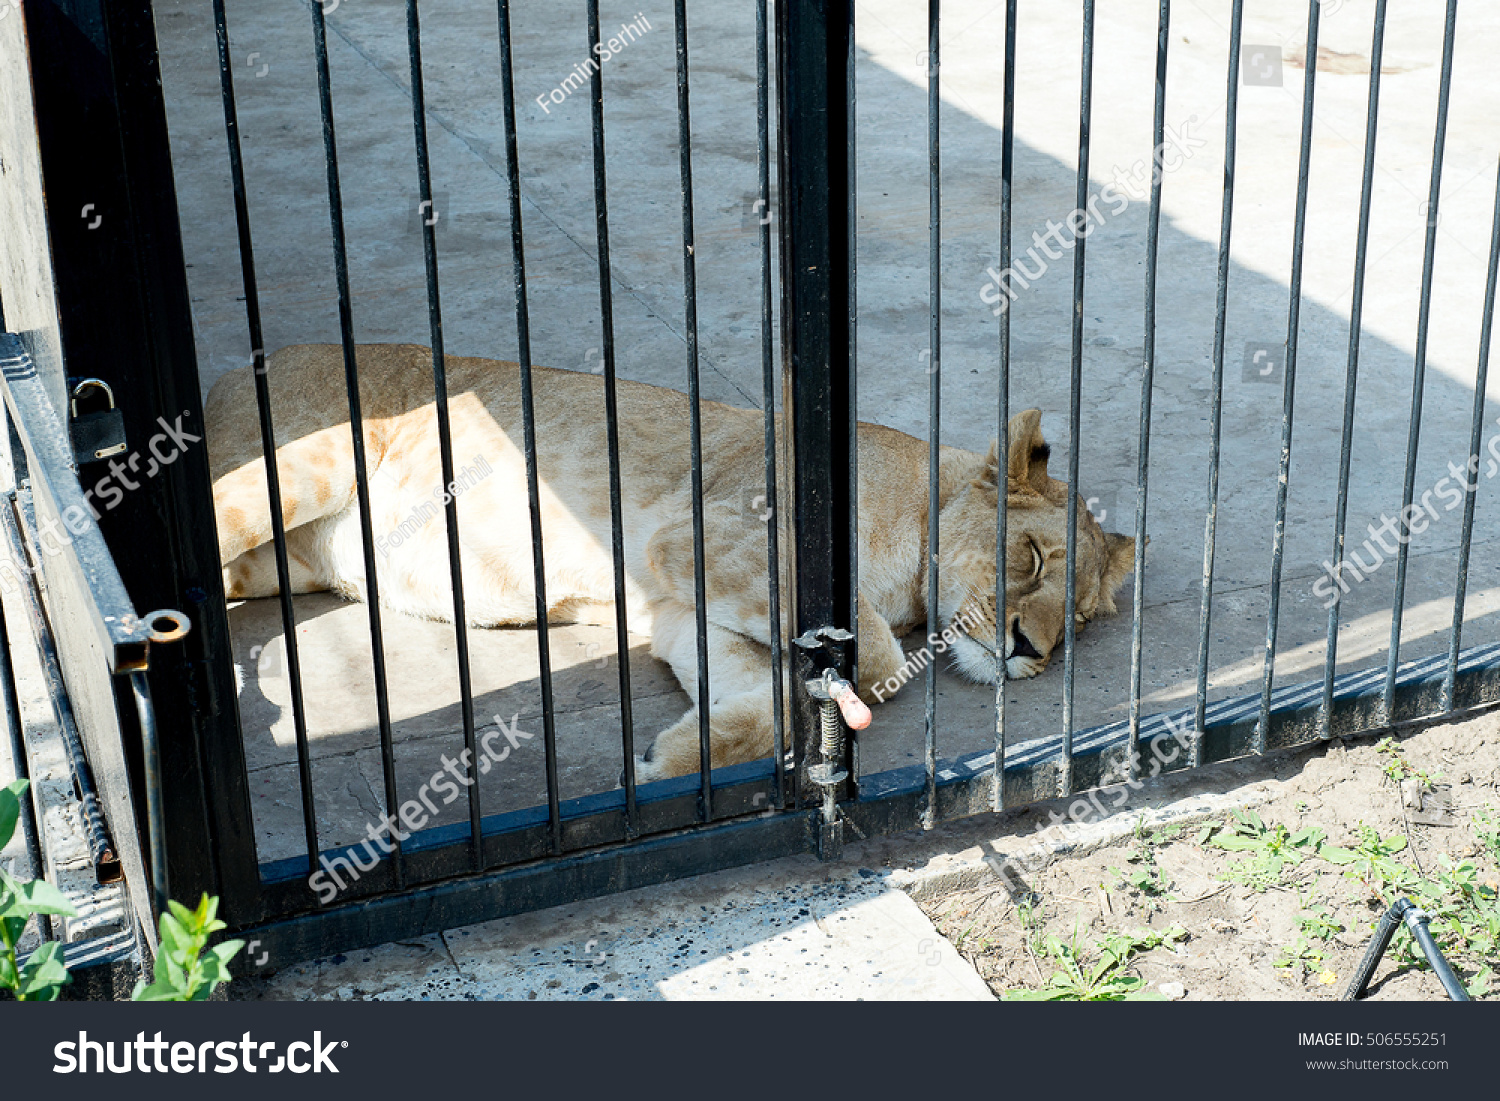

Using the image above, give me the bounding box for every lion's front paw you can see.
[857,628,907,704]
[620,755,670,787]
[1004,655,1048,679]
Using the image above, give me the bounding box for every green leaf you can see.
[151,947,186,994]
[132,980,186,1002]
[1002,987,1075,1001]
[0,871,77,918]
[0,779,26,852]
[1290,827,1327,849]
[166,897,195,929]
[158,911,193,967]
[18,940,72,1000]
[1319,845,1359,866]
[1465,967,1493,998]
[196,940,244,991]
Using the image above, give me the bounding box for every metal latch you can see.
[793,626,869,860]
[68,378,127,464]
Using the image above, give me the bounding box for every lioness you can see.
[209,344,1136,780]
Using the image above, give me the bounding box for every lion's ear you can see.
[975,437,1003,490]
[1097,531,1138,613]
[1005,409,1050,493]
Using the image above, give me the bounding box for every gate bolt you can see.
[806,669,865,789]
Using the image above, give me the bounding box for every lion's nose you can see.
[1009,618,1043,659]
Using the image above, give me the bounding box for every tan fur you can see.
[208,344,1137,781]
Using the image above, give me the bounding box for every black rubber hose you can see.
[1342,897,1471,1001]
[1342,898,1406,1001]
[1403,905,1470,1002]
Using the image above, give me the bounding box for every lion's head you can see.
[932,409,1138,681]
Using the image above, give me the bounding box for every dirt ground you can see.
[920,709,1500,1001]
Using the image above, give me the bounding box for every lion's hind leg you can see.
[207,352,367,569]
[222,523,335,600]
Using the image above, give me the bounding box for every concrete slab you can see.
[152,0,1500,866]
[231,857,993,1001]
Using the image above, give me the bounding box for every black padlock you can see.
[69,378,128,465]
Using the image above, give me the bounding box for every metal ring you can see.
[144,608,192,644]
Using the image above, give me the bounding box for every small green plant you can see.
[1,780,78,1001]
[1473,808,1500,863]
[1375,736,1438,788]
[1275,903,1344,978]
[133,894,244,1001]
[1316,813,1499,994]
[1110,819,1171,900]
[1202,810,1325,892]
[1016,894,1045,936]
[1274,935,1324,975]
[1297,904,1345,943]
[2,784,239,1003]
[1320,823,1414,897]
[1002,924,1186,1001]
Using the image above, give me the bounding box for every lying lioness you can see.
[209,344,1136,780]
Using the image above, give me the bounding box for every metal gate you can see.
[2,0,1497,980]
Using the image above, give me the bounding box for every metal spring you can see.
[820,698,841,759]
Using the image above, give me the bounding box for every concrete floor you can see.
[156,0,1500,864]
[231,855,994,1001]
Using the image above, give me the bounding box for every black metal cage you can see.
[1,0,1497,982]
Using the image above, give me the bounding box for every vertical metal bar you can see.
[776,0,856,806]
[845,0,860,798]
[1256,0,1319,754]
[992,0,1016,813]
[584,0,638,831]
[1443,159,1500,711]
[671,0,713,820]
[495,0,562,853]
[0,583,52,941]
[756,0,787,806]
[1321,0,1387,735]
[129,672,167,919]
[309,2,403,881]
[1059,0,1095,798]
[404,0,483,865]
[1384,0,1458,719]
[1128,0,1170,781]
[1192,0,1245,766]
[923,0,940,829]
[211,0,318,867]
